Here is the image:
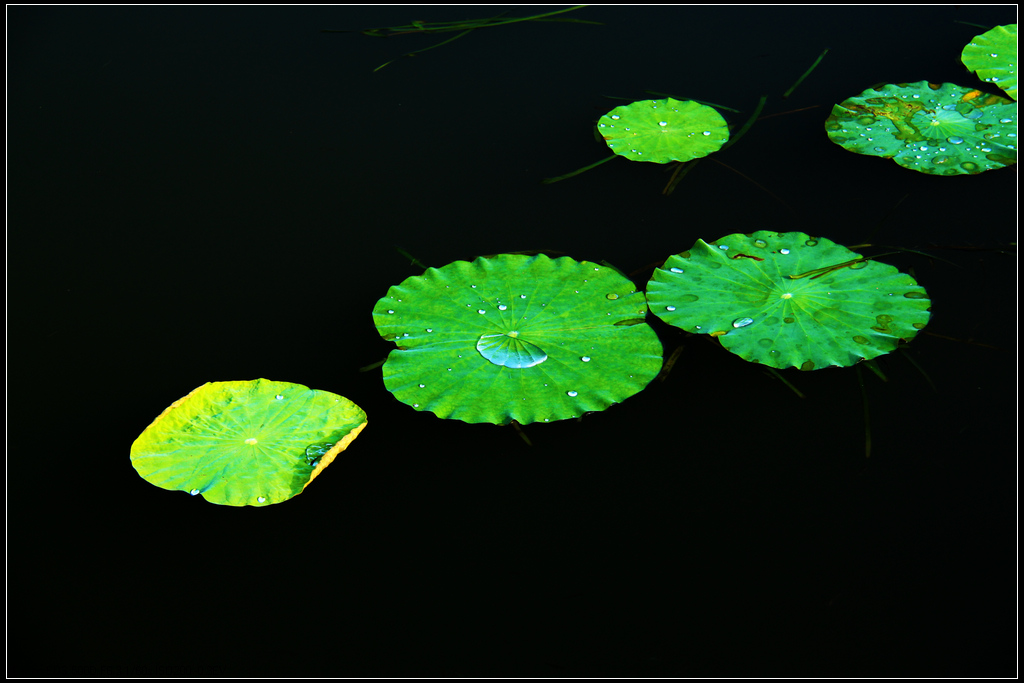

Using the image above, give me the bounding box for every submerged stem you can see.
[541,154,617,184]
[765,367,805,399]
[662,159,699,196]
[782,49,829,99]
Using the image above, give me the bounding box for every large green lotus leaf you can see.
[372,254,663,425]
[597,97,730,164]
[824,81,1017,175]
[130,379,368,507]
[961,24,1018,101]
[646,232,931,371]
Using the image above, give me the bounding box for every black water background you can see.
[8,5,1017,677]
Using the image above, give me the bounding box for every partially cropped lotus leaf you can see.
[597,97,730,163]
[646,232,931,371]
[961,24,1018,101]
[372,254,663,425]
[130,379,367,507]
[824,80,1016,175]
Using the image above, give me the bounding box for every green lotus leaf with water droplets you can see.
[646,232,931,371]
[372,254,663,425]
[824,80,1017,175]
[130,379,367,506]
[961,24,1018,102]
[597,97,730,163]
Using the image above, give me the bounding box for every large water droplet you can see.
[244,438,258,445]
[669,267,684,274]
[498,304,508,311]
[257,496,267,503]
[580,356,591,362]
[477,309,486,315]
[566,390,578,397]
[275,394,284,400]
[476,332,547,368]
[947,136,964,144]
[606,293,619,300]
[305,442,335,465]
[779,248,791,255]
[732,317,754,328]
[665,305,676,312]
[189,489,200,496]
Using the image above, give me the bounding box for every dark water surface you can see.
[9,5,1017,677]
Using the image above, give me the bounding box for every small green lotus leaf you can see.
[961,24,1018,101]
[646,232,931,371]
[597,97,730,163]
[824,80,1017,175]
[372,254,663,425]
[130,379,367,506]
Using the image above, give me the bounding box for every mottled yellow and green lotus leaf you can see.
[130,379,367,506]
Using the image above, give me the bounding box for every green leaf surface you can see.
[130,379,368,506]
[372,254,663,425]
[646,232,931,371]
[824,80,1016,175]
[961,24,1018,101]
[597,97,730,163]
